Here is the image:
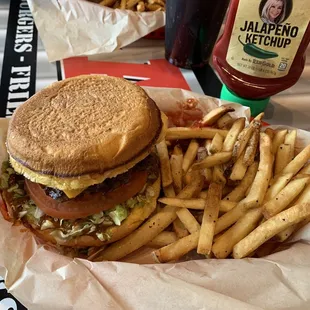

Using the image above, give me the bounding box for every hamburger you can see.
[0,75,165,252]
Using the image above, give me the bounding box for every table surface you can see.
[0,0,309,309]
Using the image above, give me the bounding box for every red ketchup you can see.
[212,0,310,115]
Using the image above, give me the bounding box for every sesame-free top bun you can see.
[7,75,163,189]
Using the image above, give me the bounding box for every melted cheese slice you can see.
[63,188,87,198]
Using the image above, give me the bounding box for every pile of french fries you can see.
[95,106,310,263]
[88,0,165,11]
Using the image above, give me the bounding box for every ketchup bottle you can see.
[212,0,310,116]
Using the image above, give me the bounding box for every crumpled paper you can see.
[27,0,165,62]
[1,88,310,310]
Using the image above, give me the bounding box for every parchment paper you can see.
[1,88,310,310]
[27,0,165,62]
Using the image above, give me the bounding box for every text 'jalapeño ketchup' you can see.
[213,0,310,106]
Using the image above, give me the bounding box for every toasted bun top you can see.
[7,75,162,180]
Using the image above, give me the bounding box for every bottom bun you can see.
[28,176,161,248]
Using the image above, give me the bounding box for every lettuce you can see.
[108,205,128,226]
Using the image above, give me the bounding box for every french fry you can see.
[191,152,232,170]
[213,165,226,184]
[170,146,183,194]
[120,0,126,9]
[201,106,235,126]
[146,3,164,10]
[176,208,201,234]
[148,0,165,6]
[300,163,310,174]
[284,130,297,160]
[137,1,145,11]
[126,0,140,9]
[277,144,310,177]
[230,150,247,181]
[219,200,237,213]
[265,128,275,140]
[212,208,262,258]
[99,0,117,7]
[274,182,310,241]
[165,127,228,140]
[243,129,259,167]
[222,118,245,152]
[209,133,224,154]
[197,183,222,255]
[159,197,236,213]
[173,218,189,238]
[263,176,310,219]
[202,168,213,183]
[216,113,234,129]
[154,231,200,263]
[159,197,205,209]
[264,173,294,202]
[224,161,259,202]
[163,184,175,198]
[182,139,199,175]
[147,231,178,248]
[156,140,173,187]
[271,129,288,154]
[199,191,208,199]
[233,203,310,259]
[274,144,291,175]
[215,133,273,234]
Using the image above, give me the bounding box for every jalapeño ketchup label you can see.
[226,0,310,78]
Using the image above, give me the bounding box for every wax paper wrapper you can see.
[1,88,310,310]
[27,0,165,62]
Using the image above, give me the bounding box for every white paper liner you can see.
[0,88,310,310]
[27,0,165,62]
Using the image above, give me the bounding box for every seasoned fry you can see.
[202,168,213,183]
[209,133,224,154]
[263,177,309,218]
[159,197,236,213]
[126,0,140,9]
[212,208,262,258]
[191,152,232,170]
[197,183,222,255]
[198,191,208,199]
[176,208,201,234]
[147,231,178,248]
[216,113,234,129]
[300,163,310,174]
[154,231,200,263]
[120,0,127,9]
[213,165,226,184]
[271,129,288,154]
[166,127,228,140]
[137,1,145,11]
[264,173,294,202]
[170,147,183,193]
[284,130,297,160]
[243,129,259,167]
[215,133,273,234]
[274,144,291,175]
[146,3,164,10]
[201,106,235,126]
[224,162,259,202]
[222,118,245,152]
[230,150,247,181]
[173,218,189,238]
[159,197,205,209]
[265,128,275,140]
[156,140,173,187]
[99,0,117,6]
[182,139,199,174]
[148,0,165,6]
[278,144,310,177]
[233,203,310,259]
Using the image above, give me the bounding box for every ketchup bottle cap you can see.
[220,84,269,117]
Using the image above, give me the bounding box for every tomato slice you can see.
[0,192,11,221]
[25,171,148,219]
